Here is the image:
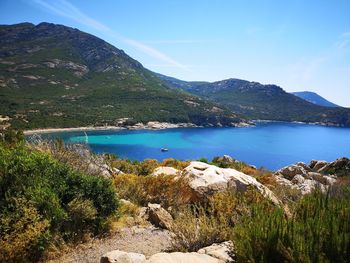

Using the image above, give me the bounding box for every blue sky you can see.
[1,0,350,106]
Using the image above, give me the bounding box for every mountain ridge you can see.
[291,91,339,108]
[156,73,350,126]
[0,22,245,129]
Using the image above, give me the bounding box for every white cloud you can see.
[33,0,187,69]
[335,31,350,50]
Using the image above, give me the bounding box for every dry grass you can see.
[113,173,199,208]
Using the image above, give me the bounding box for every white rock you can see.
[146,203,173,230]
[291,174,305,185]
[152,167,179,176]
[100,250,146,263]
[183,161,280,206]
[147,252,221,263]
[197,241,234,262]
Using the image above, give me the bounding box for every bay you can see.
[36,122,350,170]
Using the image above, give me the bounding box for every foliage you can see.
[0,197,50,263]
[233,188,350,263]
[159,74,350,126]
[0,23,243,130]
[0,128,25,146]
[161,158,190,170]
[113,173,198,208]
[171,190,265,252]
[0,143,119,262]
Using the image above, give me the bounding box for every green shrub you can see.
[233,188,350,263]
[0,144,119,261]
[0,197,50,263]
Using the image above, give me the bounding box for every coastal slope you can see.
[157,74,350,126]
[0,22,244,129]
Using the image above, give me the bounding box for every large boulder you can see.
[148,252,221,263]
[183,161,280,206]
[100,250,146,263]
[142,203,174,230]
[148,241,233,263]
[152,167,179,176]
[100,241,234,263]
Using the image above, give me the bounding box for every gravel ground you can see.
[45,226,172,263]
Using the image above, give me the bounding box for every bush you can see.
[0,197,50,263]
[113,173,198,208]
[111,158,159,176]
[0,144,119,261]
[171,190,263,252]
[233,188,350,263]
[161,158,190,170]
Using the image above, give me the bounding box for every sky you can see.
[1,0,350,106]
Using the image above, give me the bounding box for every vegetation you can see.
[233,188,350,262]
[158,74,350,126]
[0,22,243,130]
[114,173,198,208]
[1,130,349,262]
[0,132,119,262]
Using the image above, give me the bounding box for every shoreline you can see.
[23,119,346,135]
[23,126,126,135]
[23,122,200,135]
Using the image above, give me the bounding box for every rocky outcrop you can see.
[152,167,179,176]
[140,203,174,230]
[183,161,280,206]
[317,157,350,177]
[100,241,234,263]
[274,160,339,195]
[127,121,198,130]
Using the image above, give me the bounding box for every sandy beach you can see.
[23,126,125,135]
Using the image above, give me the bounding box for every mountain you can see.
[0,22,244,129]
[157,74,350,126]
[291,91,339,108]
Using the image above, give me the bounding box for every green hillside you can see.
[0,23,244,129]
[157,75,350,126]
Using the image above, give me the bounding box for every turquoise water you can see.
[37,122,350,171]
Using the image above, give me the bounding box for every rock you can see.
[291,174,305,185]
[146,203,174,230]
[309,160,328,172]
[147,252,222,263]
[113,167,124,175]
[276,164,308,180]
[152,167,179,176]
[183,161,281,206]
[197,241,234,262]
[222,155,234,163]
[100,242,234,263]
[87,162,111,177]
[296,162,312,172]
[274,161,339,195]
[318,157,350,176]
[100,250,146,263]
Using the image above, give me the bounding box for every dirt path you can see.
[45,226,172,263]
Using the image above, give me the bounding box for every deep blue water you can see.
[35,122,350,171]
